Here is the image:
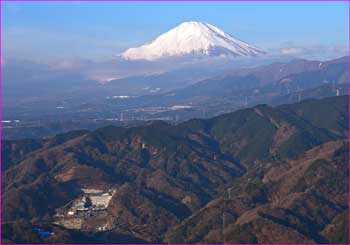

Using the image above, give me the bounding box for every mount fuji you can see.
[121,21,265,61]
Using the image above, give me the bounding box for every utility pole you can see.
[222,193,226,244]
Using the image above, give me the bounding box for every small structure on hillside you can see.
[55,188,117,231]
[68,188,114,213]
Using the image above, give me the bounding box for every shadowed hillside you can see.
[2,95,349,244]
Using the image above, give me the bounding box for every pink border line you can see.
[1,0,3,243]
[0,1,349,245]
[347,1,350,245]
[1,0,350,1]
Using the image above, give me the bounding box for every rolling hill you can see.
[2,95,349,243]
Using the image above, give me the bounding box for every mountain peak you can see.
[121,21,265,61]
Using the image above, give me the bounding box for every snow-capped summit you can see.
[121,21,265,61]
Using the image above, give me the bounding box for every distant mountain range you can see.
[121,21,264,61]
[105,56,348,118]
[163,56,348,101]
[2,56,348,140]
[2,95,349,243]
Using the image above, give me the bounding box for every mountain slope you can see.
[121,21,264,60]
[114,56,348,122]
[165,140,348,244]
[166,56,348,100]
[2,96,348,243]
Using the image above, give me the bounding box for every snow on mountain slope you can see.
[121,21,265,61]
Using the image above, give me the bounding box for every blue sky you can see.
[2,1,349,61]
